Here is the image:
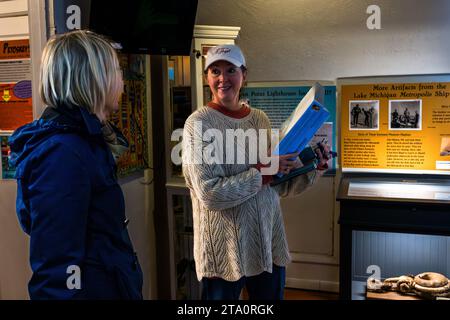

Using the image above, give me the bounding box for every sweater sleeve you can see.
[273,169,321,198]
[182,116,262,211]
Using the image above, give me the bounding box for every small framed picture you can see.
[349,100,379,130]
[389,99,422,130]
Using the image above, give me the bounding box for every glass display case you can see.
[165,55,197,299]
[337,175,450,300]
[167,55,193,179]
[172,194,200,300]
[336,74,450,300]
[351,230,450,300]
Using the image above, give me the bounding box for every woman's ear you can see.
[242,70,248,88]
[241,70,247,86]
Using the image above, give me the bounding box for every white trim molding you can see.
[193,25,241,40]
[290,252,339,266]
[27,0,47,118]
[286,277,339,293]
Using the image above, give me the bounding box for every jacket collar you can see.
[41,104,103,136]
[79,107,103,136]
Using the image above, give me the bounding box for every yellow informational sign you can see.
[341,81,450,174]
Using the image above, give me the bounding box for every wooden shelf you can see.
[366,291,423,300]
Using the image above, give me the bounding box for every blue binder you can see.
[272,83,330,179]
[273,83,330,156]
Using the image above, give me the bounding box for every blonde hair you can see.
[40,30,123,121]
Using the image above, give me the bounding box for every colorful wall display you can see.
[0,39,33,131]
[111,54,149,177]
[0,46,149,179]
[340,77,450,175]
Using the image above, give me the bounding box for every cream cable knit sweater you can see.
[182,106,319,281]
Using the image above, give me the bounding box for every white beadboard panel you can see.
[0,15,28,38]
[0,0,27,17]
[352,230,450,282]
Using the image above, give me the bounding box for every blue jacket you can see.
[8,105,143,300]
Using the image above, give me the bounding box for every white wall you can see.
[120,173,157,300]
[196,0,450,81]
[0,181,31,299]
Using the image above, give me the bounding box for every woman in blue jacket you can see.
[8,30,143,299]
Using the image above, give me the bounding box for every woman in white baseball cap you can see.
[182,44,329,300]
[203,44,248,112]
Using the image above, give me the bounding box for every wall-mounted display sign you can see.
[240,82,337,173]
[0,39,32,131]
[111,54,149,177]
[339,75,450,175]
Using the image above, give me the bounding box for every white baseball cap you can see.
[204,44,246,71]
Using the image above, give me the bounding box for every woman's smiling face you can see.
[206,60,246,109]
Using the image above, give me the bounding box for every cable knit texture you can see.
[182,106,318,281]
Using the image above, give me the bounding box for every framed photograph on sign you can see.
[349,100,380,130]
[389,99,422,130]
